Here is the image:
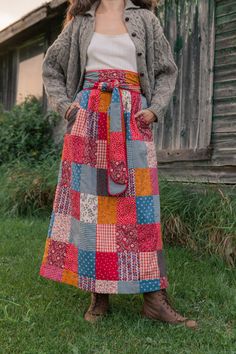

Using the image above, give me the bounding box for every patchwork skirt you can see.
[39,68,169,294]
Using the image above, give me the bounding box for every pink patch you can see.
[150,168,159,194]
[70,190,80,220]
[96,252,119,280]
[62,135,85,163]
[45,239,68,269]
[137,223,162,251]
[117,196,137,224]
[98,112,108,140]
[64,244,78,273]
[40,264,63,281]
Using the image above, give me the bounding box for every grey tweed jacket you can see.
[42,0,178,123]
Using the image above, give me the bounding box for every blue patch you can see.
[71,163,82,192]
[118,281,140,293]
[78,249,96,278]
[126,140,148,168]
[140,279,161,292]
[136,196,155,224]
[80,164,97,195]
[152,195,161,222]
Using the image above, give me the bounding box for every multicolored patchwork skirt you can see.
[39,68,169,294]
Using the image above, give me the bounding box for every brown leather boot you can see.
[83,293,110,323]
[141,289,197,329]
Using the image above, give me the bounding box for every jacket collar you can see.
[84,0,140,17]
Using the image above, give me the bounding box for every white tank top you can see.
[85,32,138,72]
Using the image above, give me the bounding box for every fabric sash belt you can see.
[83,73,141,196]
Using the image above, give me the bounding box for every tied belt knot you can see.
[83,74,141,196]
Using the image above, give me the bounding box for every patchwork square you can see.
[136,196,155,224]
[135,168,152,196]
[70,190,80,220]
[70,220,96,251]
[140,279,161,292]
[58,160,72,187]
[118,251,139,281]
[150,167,159,194]
[62,269,78,287]
[97,196,117,224]
[116,224,138,252]
[71,108,88,137]
[71,163,82,192]
[117,196,137,224]
[80,193,98,223]
[98,112,108,139]
[118,280,140,293]
[53,185,71,214]
[145,141,158,168]
[64,243,78,273]
[137,223,162,251]
[83,136,97,167]
[126,140,148,168]
[46,239,68,269]
[85,110,98,139]
[95,280,118,293]
[96,140,107,169]
[96,224,117,252]
[80,164,97,195]
[50,213,72,243]
[78,250,96,278]
[62,135,85,163]
[153,195,161,222]
[97,168,108,196]
[96,252,119,280]
[139,251,160,280]
[78,275,96,292]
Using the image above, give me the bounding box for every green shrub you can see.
[0,95,60,164]
[0,157,60,217]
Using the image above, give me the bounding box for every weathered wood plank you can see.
[214,81,236,98]
[156,147,213,162]
[212,114,236,133]
[158,165,236,184]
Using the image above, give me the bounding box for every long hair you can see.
[63,0,159,28]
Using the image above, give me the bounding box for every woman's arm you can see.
[146,14,178,123]
[42,19,75,120]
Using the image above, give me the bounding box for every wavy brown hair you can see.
[63,0,159,28]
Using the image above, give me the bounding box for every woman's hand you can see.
[134,109,158,124]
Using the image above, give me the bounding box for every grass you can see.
[0,217,236,354]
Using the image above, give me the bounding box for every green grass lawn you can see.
[0,217,236,354]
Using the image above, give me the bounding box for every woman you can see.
[39,0,197,329]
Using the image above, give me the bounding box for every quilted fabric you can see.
[39,69,169,294]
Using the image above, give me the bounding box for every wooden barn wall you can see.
[156,0,236,184]
[153,0,215,162]
[212,0,236,167]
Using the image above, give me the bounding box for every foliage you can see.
[0,95,61,164]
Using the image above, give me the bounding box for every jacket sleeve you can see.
[42,19,75,120]
[147,14,178,123]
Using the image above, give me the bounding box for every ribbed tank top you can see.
[85,32,138,72]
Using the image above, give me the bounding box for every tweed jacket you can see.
[42,0,178,123]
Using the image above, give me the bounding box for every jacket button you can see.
[125,17,129,21]
[132,32,136,37]
[137,52,142,56]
